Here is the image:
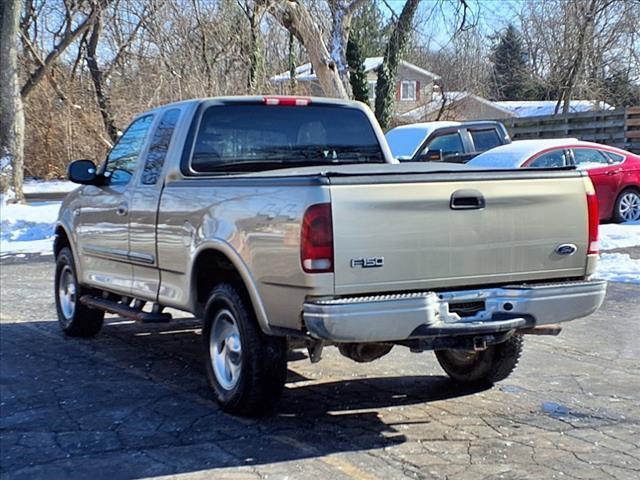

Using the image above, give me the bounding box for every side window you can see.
[105,115,153,185]
[424,132,464,156]
[141,109,180,185]
[469,129,501,152]
[572,148,609,166]
[528,149,568,168]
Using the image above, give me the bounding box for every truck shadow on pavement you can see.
[0,318,489,479]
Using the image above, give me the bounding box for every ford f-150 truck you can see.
[55,96,606,416]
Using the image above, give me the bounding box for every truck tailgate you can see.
[330,172,589,295]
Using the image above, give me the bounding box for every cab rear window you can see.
[189,104,384,173]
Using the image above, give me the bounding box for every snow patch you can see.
[595,253,640,284]
[599,221,640,251]
[23,179,76,194]
[0,200,61,257]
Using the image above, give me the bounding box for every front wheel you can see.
[55,247,104,337]
[613,189,640,223]
[435,335,523,385]
[203,283,287,416]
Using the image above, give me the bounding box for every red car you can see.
[467,139,640,222]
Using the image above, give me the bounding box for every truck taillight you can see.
[584,177,599,254]
[263,96,311,106]
[301,203,333,273]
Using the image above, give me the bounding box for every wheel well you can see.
[193,250,248,312]
[53,226,70,258]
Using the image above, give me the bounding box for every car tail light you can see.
[584,177,599,254]
[301,203,333,273]
[263,96,311,106]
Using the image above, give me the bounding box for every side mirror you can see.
[68,159,99,185]
[418,149,443,162]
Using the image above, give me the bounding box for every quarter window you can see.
[572,148,609,166]
[603,151,625,164]
[401,81,416,101]
[142,109,180,185]
[104,115,153,185]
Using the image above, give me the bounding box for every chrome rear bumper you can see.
[303,280,607,342]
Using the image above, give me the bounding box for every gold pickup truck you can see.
[54,96,606,415]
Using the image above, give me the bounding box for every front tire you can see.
[435,335,523,385]
[613,188,640,223]
[203,283,287,416]
[54,247,104,337]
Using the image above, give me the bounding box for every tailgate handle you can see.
[450,189,485,210]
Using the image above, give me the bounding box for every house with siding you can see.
[271,57,440,115]
[272,58,611,125]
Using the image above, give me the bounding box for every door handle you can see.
[116,202,129,216]
[450,189,485,210]
[606,169,622,176]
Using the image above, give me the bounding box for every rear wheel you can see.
[203,283,287,416]
[435,334,523,385]
[55,247,104,337]
[614,189,640,223]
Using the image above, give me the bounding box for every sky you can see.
[381,0,522,49]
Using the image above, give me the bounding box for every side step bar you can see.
[80,295,172,323]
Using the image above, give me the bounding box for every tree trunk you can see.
[266,0,348,99]
[21,1,108,99]
[374,0,420,130]
[0,0,25,202]
[328,0,367,98]
[85,13,119,142]
[247,3,265,93]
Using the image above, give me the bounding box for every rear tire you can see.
[55,247,104,337]
[435,334,523,385]
[613,188,640,223]
[203,283,287,416]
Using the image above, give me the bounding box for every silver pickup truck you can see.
[55,96,606,415]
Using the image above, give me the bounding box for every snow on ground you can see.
[0,198,61,256]
[599,221,640,251]
[596,253,640,284]
[23,179,76,194]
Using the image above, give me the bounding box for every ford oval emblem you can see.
[555,244,577,256]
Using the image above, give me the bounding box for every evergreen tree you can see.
[374,0,420,130]
[347,37,369,104]
[602,69,640,108]
[350,1,390,58]
[490,25,531,101]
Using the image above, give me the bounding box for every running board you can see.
[80,295,172,323]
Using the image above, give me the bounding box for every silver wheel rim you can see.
[618,192,640,222]
[58,265,77,322]
[209,309,242,391]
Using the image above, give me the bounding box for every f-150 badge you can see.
[351,257,384,268]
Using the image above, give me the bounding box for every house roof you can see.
[495,100,613,117]
[271,56,440,82]
[399,91,515,122]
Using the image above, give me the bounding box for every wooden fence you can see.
[500,107,640,153]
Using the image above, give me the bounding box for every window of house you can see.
[401,81,416,101]
[104,115,153,185]
[368,81,376,103]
